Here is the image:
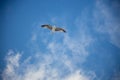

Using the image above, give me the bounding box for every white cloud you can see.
[64,70,96,80]
[3,51,96,80]
[3,50,21,80]
[64,70,88,80]
[93,0,120,48]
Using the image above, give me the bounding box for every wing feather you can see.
[55,27,66,33]
[41,24,52,30]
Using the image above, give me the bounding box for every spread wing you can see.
[41,24,52,30]
[55,27,66,33]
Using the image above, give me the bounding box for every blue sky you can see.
[0,0,120,80]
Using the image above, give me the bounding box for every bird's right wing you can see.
[55,27,66,33]
[41,24,52,30]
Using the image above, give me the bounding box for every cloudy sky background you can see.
[0,0,120,80]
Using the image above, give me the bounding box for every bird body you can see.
[41,24,66,33]
[52,26,56,32]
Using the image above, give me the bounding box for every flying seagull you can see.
[41,24,66,33]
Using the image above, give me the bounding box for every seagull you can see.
[41,24,66,33]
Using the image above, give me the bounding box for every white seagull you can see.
[41,24,66,33]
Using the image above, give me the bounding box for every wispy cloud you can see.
[93,0,120,48]
[3,50,95,80]
[2,50,21,80]
[64,70,96,80]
